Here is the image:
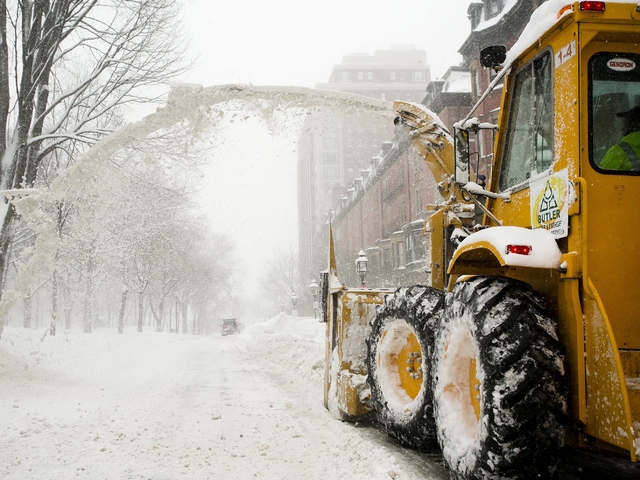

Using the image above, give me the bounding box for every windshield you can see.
[590,53,640,173]
[499,51,554,191]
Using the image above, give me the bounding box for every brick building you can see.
[299,1,545,292]
[461,0,547,181]
[330,136,440,288]
[298,46,432,288]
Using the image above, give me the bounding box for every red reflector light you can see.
[580,1,605,11]
[506,245,532,255]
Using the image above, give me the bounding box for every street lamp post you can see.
[356,250,368,287]
[309,279,319,319]
[291,292,297,316]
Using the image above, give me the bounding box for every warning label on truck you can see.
[530,170,569,239]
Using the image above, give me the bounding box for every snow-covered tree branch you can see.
[0,0,190,334]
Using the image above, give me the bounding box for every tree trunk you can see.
[50,268,58,336]
[117,288,128,334]
[62,276,73,330]
[137,292,144,333]
[181,300,188,335]
[83,276,92,333]
[155,296,165,332]
[0,205,16,336]
[149,297,164,333]
[192,309,198,335]
[35,288,41,328]
[23,288,32,329]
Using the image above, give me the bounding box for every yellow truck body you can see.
[324,2,640,476]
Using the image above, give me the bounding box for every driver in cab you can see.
[600,105,640,170]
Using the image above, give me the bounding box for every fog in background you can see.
[177,0,472,304]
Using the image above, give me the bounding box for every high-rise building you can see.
[297,46,431,287]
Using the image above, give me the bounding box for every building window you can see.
[415,187,422,213]
[323,138,339,149]
[383,247,391,270]
[390,71,396,81]
[380,92,386,100]
[405,235,413,262]
[486,0,502,19]
[324,123,339,135]
[323,152,339,164]
[386,209,392,236]
[396,242,405,268]
[473,69,481,98]
[413,71,426,82]
[324,167,340,181]
[368,71,373,81]
[384,178,391,196]
[346,138,353,148]
[337,70,350,82]
[357,71,364,80]
[400,71,406,81]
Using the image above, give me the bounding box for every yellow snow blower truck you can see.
[323,2,640,478]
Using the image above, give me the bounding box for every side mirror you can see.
[454,127,470,185]
[480,45,507,69]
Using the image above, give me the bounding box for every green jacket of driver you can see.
[600,131,640,170]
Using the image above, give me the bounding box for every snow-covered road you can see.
[1,316,448,480]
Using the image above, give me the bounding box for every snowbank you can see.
[1,317,446,480]
[243,313,324,343]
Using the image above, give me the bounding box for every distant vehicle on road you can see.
[221,318,241,336]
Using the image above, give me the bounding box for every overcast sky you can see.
[177,0,474,301]
[181,0,473,87]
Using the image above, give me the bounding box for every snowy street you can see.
[1,316,448,480]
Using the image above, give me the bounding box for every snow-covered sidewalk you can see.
[0,315,447,479]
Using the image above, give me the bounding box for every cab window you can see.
[590,53,640,174]
[499,52,554,191]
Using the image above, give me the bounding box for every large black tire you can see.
[433,276,567,479]
[366,285,444,450]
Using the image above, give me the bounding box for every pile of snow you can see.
[1,316,445,479]
[244,313,324,342]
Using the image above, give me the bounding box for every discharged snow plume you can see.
[1,84,396,329]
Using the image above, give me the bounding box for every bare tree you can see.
[0,0,189,334]
[260,246,300,313]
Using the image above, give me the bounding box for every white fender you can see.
[448,226,562,274]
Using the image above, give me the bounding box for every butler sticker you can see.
[530,170,569,239]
